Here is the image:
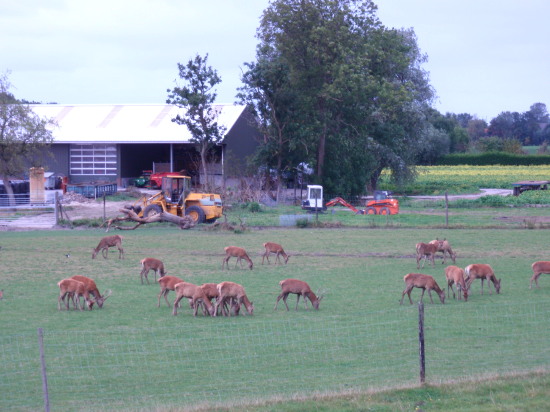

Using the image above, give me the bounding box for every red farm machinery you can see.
[326,190,399,215]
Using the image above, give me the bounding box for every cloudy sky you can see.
[2,0,548,121]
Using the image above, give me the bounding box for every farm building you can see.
[30,104,260,188]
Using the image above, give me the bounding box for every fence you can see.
[2,299,549,411]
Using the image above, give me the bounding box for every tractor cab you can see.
[162,175,191,205]
[302,185,325,211]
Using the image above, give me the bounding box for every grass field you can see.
[1,223,550,411]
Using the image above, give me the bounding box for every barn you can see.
[30,103,260,188]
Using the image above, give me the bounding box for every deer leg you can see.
[172,295,184,316]
[274,293,285,310]
[480,278,485,295]
[295,294,301,310]
[400,286,412,305]
[449,282,456,299]
[118,246,124,259]
[419,288,426,303]
[530,273,541,289]
[102,248,108,259]
[427,289,434,304]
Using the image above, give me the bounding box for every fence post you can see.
[54,192,59,225]
[445,191,449,228]
[38,328,50,412]
[418,302,426,384]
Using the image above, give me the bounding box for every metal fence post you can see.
[418,302,426,384]
[54,192,59,225]
[38,328,50,412]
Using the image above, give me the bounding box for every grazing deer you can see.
[444,265,469,301]
[262,242,289,265]
[172,282,215,317]
[140,257,167,284]
[199,283,240,316]
[58,278,95,310]
[157,275,184,307]
[416,242,438,269]
[222,246,253,270]
[530,261,550,289]
[70,275,112,308]
[400,273,445,305]
[274,279,323,310]
[465,264,501,295]
[92,235,124,259]
[429,238,457,264]
[214,281,254,316]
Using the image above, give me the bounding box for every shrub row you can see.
[437,152,550,166]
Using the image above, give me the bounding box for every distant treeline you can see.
[436,152,550,166]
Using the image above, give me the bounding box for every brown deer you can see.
[274,279,323,310]
[70,275,111,308]
[222,246,253,270]
[262,242,289,265]
[214,281,254,316]
[58,278,95,310]
[444,265,469,301]
[429,238,457,264]
[400,273,445,305]
[465,264,501,295]
[140,257,167,284]
[172,282,215,316]
[415,242,438,269]
[199,283,240,316]
[92,235,124,259]
[530,261,550,289]
[157,275,184,307]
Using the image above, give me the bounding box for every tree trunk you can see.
[200,143,209,192]
[1,176,15,207]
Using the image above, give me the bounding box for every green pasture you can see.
[1,225,550,411]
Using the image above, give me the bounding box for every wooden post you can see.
[445,191,449,228]
[38,328,50,412]
[418,302,426,384]
[54,192,59,225]
[103,193,106,222]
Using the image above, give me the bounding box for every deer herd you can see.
[51,234,549,315]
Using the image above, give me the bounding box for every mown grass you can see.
[1,225,550,410]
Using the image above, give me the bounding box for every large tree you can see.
[245,0,434,196]
[166,54,226,190]
[0,73,55,205]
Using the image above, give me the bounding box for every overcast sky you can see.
[2,0,548,121]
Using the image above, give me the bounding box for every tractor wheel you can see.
[379,207,391,215]
[185,205,206,224]
[365,207,377,215]
[144,204,162,218]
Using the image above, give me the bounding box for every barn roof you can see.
[30,104,247,144]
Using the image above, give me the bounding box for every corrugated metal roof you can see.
[30,104,247,144]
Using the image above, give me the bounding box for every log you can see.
[102,208,195,231]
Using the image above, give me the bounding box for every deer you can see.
[465,264,501,295]
[429,238,457,264]
[70,275,112,308]
[92,235,124,259]
[172,282,215,317]
[139,257,167,284]
[415,242,438,269]
[274,279,323,310]
[400,273,445,305]
[444,265,469,301]
[199,283,240,316]
[157,275,184,308]
[222,246,253,270]
[214,281,254,317]
[58,278,95,310]
[262,242,289,265]
[530,261,550,289]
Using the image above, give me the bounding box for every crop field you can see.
[379,164,550,194]
[1,225,550,411]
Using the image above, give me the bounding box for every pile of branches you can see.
[102,206,195,232]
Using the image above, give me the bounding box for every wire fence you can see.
[2,300,549,411]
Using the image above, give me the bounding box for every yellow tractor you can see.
[134,175,223,224]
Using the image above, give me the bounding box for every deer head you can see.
[96,289,112,308]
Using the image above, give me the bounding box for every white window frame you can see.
[70,144,117,176]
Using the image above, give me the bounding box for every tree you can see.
[166,54,226,190]
[249,0,434,196]
[0,73,55,205]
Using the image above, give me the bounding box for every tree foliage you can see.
[166,54,226,190]
[241,0,435,197]
[0,73,55,204]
